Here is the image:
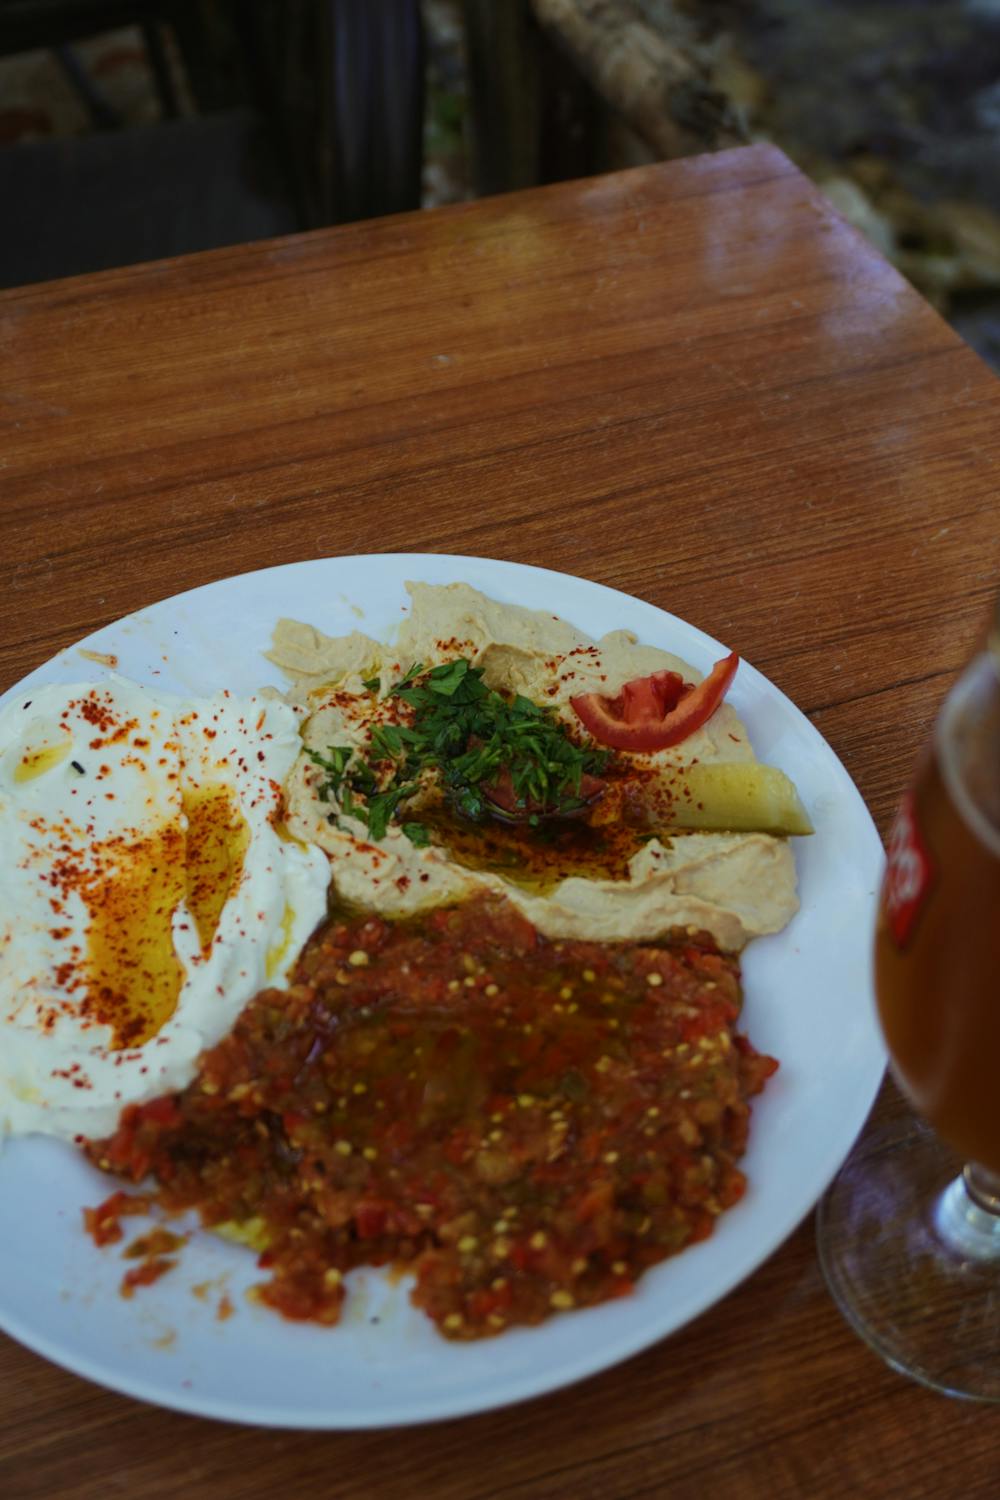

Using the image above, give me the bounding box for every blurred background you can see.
[2,0,999,370]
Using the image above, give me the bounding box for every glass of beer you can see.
[817,595,1000,1401]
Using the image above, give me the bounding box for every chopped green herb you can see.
[306,745,352,780]
[422,658,472,697]
[365,783,418,842]
[370,723,405,759]
[389,660,424,696]
[362,674,381,693]
[306,657,609,843]
[305,745,353,803]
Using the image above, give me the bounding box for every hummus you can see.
[268,583,801,951]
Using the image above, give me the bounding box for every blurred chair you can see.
[0,0,425,288]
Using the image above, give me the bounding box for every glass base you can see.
[817,1115,1000,1403]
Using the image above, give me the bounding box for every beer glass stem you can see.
[818,1122,1000,1401]
[936,1162,1000,1261]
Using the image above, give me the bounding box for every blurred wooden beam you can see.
[465,0,612,197]
[463,0,541,195]
[529,0,745,158]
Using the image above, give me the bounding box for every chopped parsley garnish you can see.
[307,657,609,843]
[305,745,353,800]
[389,660,425,695]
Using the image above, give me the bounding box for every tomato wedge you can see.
[570,652,739,752]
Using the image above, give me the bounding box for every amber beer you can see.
[875,642,1000,1175]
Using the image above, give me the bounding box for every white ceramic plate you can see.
[0,553,885,1428]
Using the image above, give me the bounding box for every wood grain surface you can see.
[2,144,999,1500]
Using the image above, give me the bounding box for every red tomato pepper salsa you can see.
[85,896,776,1339]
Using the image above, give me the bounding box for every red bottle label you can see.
[883,788,934,948]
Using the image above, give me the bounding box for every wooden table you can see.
[3,143,999,1500]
